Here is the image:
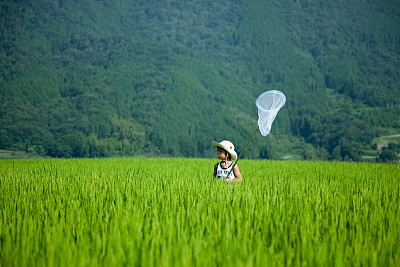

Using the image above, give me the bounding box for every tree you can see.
[378,150,398,163]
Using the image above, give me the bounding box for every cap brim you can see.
[212,141,221,148]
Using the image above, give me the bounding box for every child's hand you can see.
[224,178,241,183]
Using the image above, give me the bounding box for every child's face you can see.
[217,147,228,160]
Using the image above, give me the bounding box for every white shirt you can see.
[216,161,236,180]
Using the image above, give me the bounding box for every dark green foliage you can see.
[1,0,399,161]
[378,142,400,163]
[378,150,399,163]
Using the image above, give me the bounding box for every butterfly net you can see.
[256,90,286,136]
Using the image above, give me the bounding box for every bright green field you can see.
[0,158,399,266]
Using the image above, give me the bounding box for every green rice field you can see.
[0,158,399,266]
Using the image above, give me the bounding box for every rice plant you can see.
[0,158,399,266]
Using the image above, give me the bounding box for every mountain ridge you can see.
[1,0,399,161]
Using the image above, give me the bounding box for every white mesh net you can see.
[256,90,286,136]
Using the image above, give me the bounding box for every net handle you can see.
[225,126,259,181]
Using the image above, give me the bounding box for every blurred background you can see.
[1,0,399,162]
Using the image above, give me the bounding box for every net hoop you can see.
[256,90,286,136]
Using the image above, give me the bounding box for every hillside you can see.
[1,0,399,161]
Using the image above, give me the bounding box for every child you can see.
[212,140,242,183]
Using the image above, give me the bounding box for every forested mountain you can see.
[1,0,399,161]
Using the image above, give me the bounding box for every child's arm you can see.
[213,163,218,180]
[224,164,243,183]
[233,164,242,182]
